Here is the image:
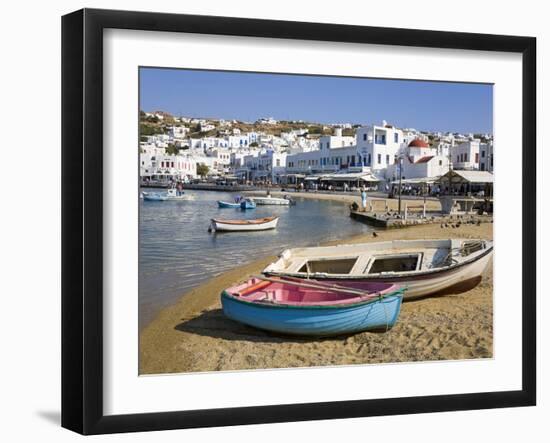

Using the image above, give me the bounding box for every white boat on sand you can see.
[263,239,493,299]
[209,216,279,232]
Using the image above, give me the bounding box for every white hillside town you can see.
[139,112,493,192]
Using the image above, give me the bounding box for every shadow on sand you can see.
[174,308,391,343]
[174,277,485,342]
[174,308,321,343]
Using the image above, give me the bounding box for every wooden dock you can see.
[350,210,492,229]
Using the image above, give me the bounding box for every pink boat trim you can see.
[226,278,399,307]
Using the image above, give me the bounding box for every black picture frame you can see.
[62,8,537,435]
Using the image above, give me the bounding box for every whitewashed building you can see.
[285,128,358,176]
[140,153,197,180]
[355,123,406,174]
[318,128,355,150]
[256,117,278,125]
[386,138,450,180]
[387,155,450,181]
[479,142,494,172]
[207,149,232,172]
[285,123,407,179]
[452,140,481,170]
[199,123,216,132]
[234,149,287,183]
[168,125,189,139]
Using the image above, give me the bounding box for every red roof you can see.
[415,156,434,163]
[408,138,429,148]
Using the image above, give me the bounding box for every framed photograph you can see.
[62,8,536,435]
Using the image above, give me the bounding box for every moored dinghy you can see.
[263,239,493,299]
[218,200,241,208]
[218,195,243,208]
[143,192,168,201]
[163,188,189,200]
[209,216,279,232]
[143,188,188,201]
[240,198,257,210]
[221,276,404,336]
[250,196,293,205]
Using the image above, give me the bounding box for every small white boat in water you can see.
[263,239,493,299]
[209,216,279,232]
[143,188,188,201]
[164,188,189,200]
[250,196,292,206]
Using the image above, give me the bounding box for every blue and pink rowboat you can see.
[221,276,405,337]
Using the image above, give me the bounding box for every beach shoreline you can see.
[140,222,493,375]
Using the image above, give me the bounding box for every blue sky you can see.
[139,68,493,134]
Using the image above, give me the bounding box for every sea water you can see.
[139,190,371,329]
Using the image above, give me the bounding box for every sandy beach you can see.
[140,220,493,375]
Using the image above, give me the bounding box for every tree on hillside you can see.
[140,123,164,136]
[308,125,322,134]
[165,144,179,155]
[249,141,259,147]
[196,163,209,177]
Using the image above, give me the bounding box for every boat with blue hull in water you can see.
[218,200,241,208]
[240,198,257,210]
[143,192,168,201]
[221,276,404,336]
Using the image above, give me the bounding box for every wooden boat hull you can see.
[210,216,279,232]
[221,290,403,336]
[218,200,240,208]
[263,239,493,299]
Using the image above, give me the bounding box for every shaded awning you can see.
[320,172,380,182]
[391,176,440,185]
[438,170,494,184]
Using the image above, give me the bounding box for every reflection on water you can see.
[139,190,371,329]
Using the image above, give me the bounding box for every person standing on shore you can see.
[360,186,368,211]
